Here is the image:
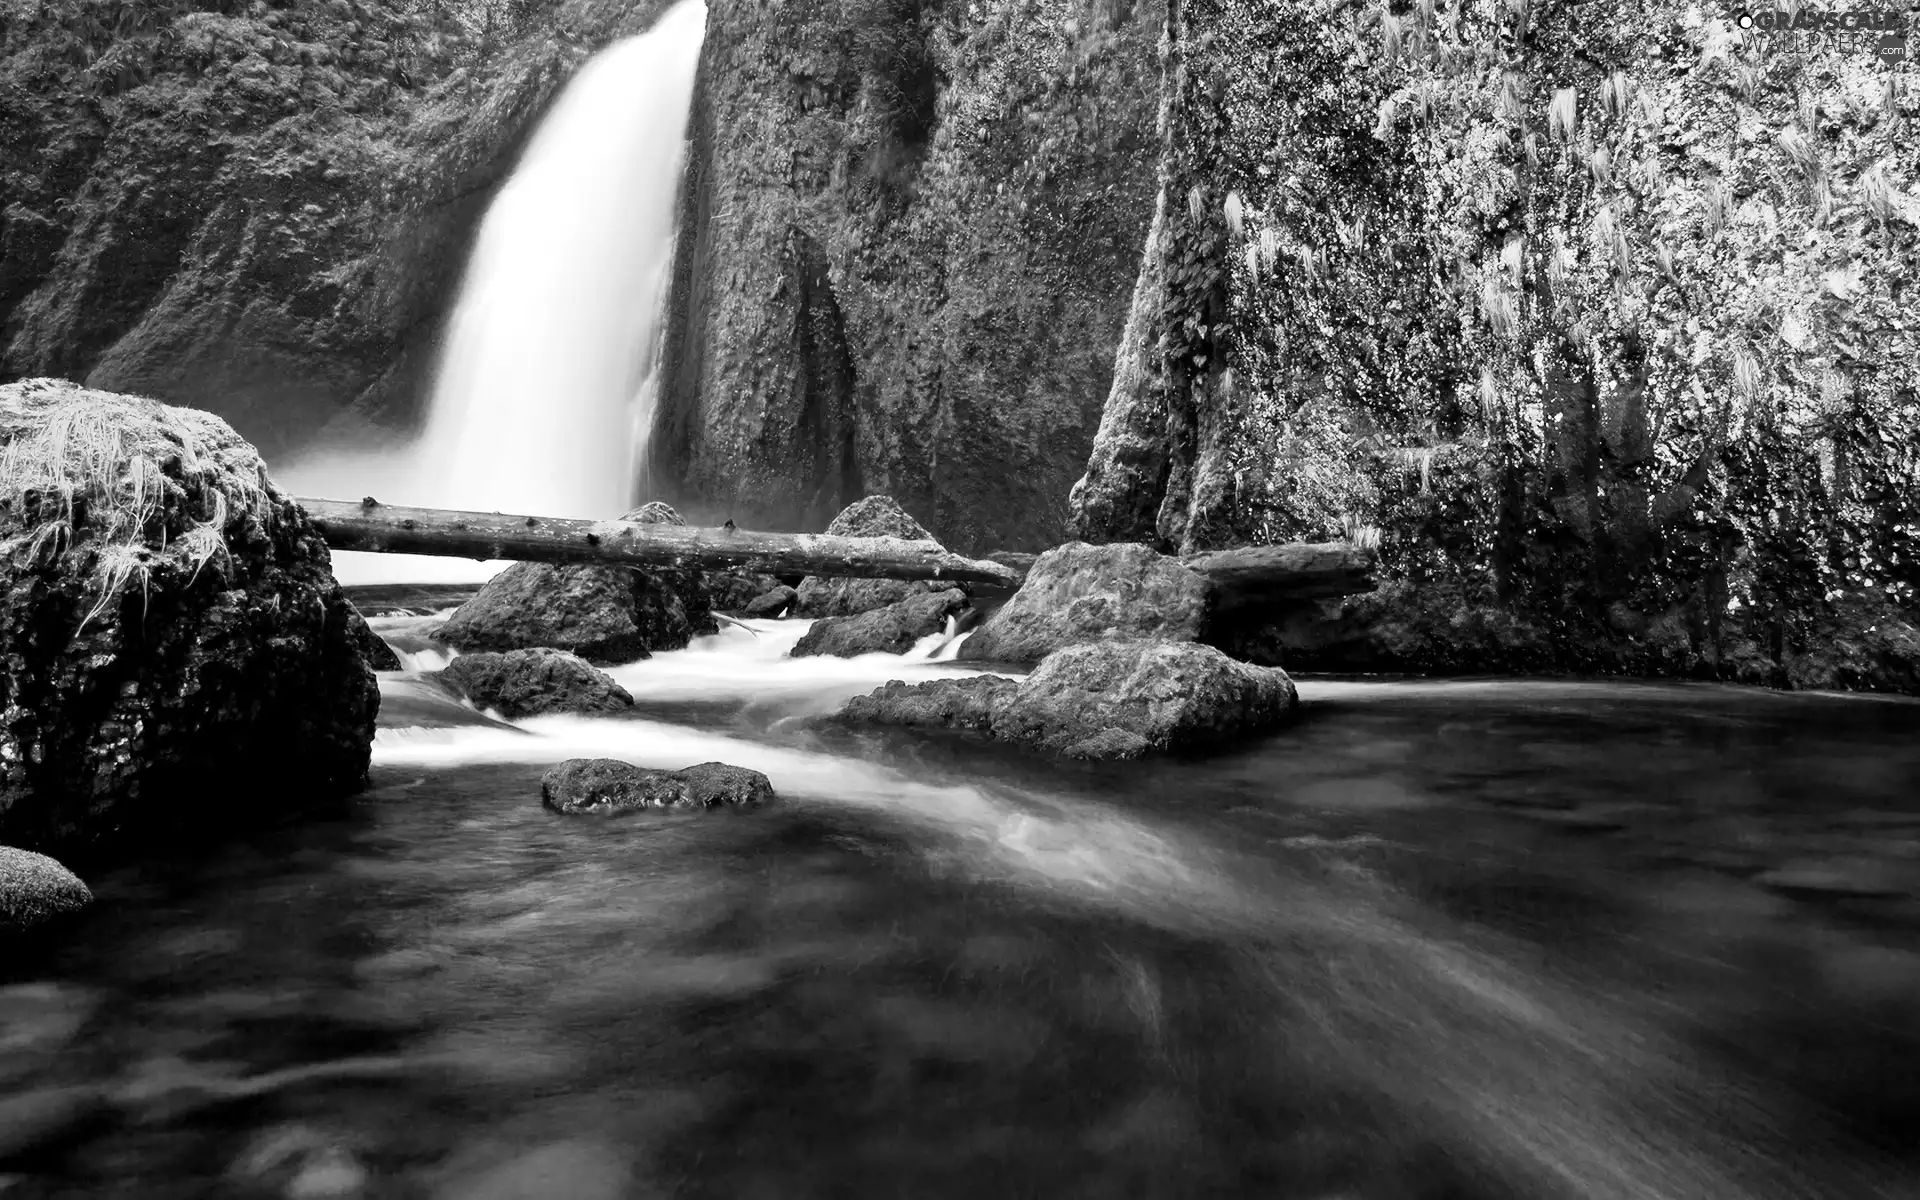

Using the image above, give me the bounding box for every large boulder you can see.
[794,496,949,617]
[435,649,634,720]
[0,379,380,853]
[0,847,92,936]
[957,542,1211,665]
[791,589,970,658]
[432,502,716,666]
[837,640,1297,759]
[540,759,777,814]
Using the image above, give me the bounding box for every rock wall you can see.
[1065,0,1920,689]
[655,0,1164,551]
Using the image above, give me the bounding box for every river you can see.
[4,602,1919,1199]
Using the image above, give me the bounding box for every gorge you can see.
[2,1,1920,1198]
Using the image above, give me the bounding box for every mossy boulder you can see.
[0,378,380,854]
[435,648,634,721]
[794,496,953,617]
[0,846,92,937]
[958,542,1212,665]
[837,639,1299,760]
[433,501,716,666]
[791,587,970,658]
[540,759,777,815]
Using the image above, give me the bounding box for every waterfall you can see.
[281,1,706,585]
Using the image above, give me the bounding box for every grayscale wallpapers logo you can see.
[1726,4,1913,65]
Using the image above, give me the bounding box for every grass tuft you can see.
[0,380,273,627]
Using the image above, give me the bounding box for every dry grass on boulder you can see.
[0,378,274,625]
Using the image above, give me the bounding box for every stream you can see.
[4,603,1920,1199]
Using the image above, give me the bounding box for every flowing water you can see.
[7,610,1920,1199]
[277,1,706,588]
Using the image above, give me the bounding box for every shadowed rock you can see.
[433,502,715,665]
[835,640,1297,759]
[792,589,970,658]
[958,542,1210,665]
[743,585,799,618]
[709,570,784,611]
[0,379,380,854]
[436,649,633,720]
[794,496,950,617]
[0,846,93,935]
[351,608,404,671]
[541,759,776,814]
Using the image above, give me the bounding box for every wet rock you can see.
[957,542,1210,665]
[742,585,799,618]
[0,847,92,936]
[794,496,950,617]
[0,380,380,854]
[839,675,1017,734]
[541,759,776,815]
[995,641,1298,757]
[435,649,633,720]
[838,640,1298,759]
[791,589,970,658]
[433,503,714,665]
[349,608,403,671]
[708,570,783,612]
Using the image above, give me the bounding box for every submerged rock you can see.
[742,585,799,618]
[0,846,92,935]
[794,496,950,617]
[436,649,633,720]
[958,542,1211,665]
[0,379,380,854]
[541,759,777,814]
[836,640,1297,759]
[792,589,970,658]
[433,502,715,665]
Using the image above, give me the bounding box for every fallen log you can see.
[297,497,1024,588]
[1182,542,1378,612]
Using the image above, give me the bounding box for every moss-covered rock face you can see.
[657,0,1165,551]
[1072,0,1920,690]
[0,0,673,459]
[0,378,380,856]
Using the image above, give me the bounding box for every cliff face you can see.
[1070,0,1920,688]
[0,0,671,461]
[657,0,1164,551]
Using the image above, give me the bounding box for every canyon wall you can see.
[655,0,1164,550]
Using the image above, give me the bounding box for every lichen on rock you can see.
[0,378,380,854]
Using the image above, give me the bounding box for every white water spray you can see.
[281,2,707,584]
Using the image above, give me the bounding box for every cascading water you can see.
[279,1,706,585]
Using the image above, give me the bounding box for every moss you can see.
[0,377,271,622]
